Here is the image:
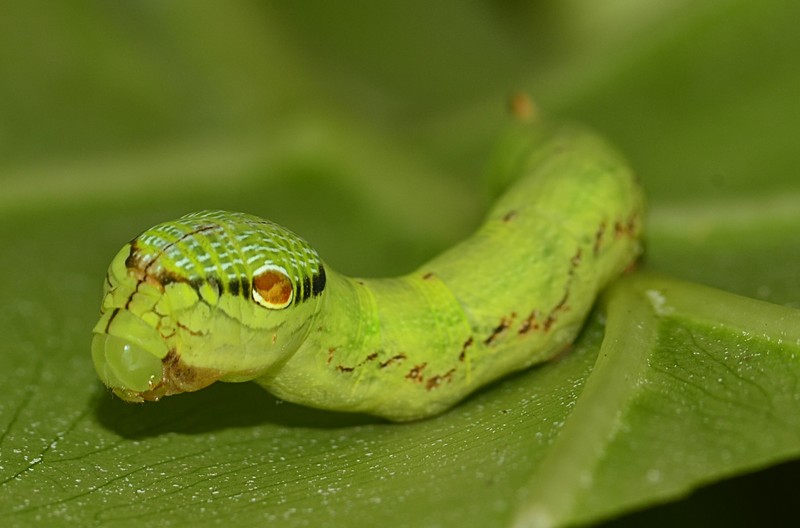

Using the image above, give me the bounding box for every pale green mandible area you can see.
[92,106,644,421]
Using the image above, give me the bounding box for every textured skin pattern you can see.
[128,210,324,300]
[93,121,644,421]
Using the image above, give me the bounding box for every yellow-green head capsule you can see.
[92,210,326,402]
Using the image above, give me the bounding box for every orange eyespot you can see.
[252,268,293,309]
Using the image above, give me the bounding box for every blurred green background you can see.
[1,1,799,526]
[3,0,799,287]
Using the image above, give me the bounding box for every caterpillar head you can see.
[91,211,326,402]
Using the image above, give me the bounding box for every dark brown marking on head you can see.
[379,353,407,368]
[405,363,428,382]
[155,313,175,339]
[129,264,196,296]
[188,277,205,292]
[104,307,121,333]
[190,225,218,235]
[136,349,224,401]
[336,364,355,373]
[425,368,456,391]
[125,242,140,270]
[123,288,136,311]
[160,269,192,287]
[131,224,220,279]
[327,347,336,364]
[122,224,228,307]
[124,272,168,311]
[160,351,199,388]
[422,271,435,280]
[176,321,205,337]
[459,337,473,361]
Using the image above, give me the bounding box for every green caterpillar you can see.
[92,109,644,421]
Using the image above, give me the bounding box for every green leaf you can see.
[1,1,799,527]
[514,274,800,526]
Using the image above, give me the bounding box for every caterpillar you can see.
[92,103,644,421]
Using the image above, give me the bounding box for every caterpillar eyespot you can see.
[91,102,645,421]
[252,265,294,309]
